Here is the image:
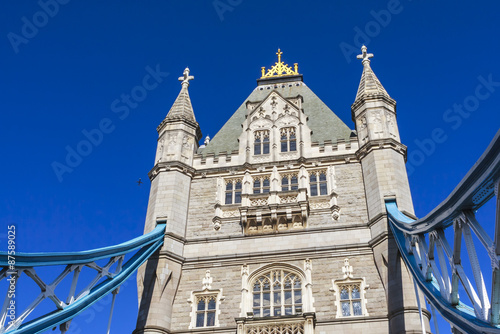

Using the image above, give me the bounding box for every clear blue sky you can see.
[0,1,499,333]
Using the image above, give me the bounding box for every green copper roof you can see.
[200,82,353,155]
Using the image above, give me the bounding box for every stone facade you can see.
[134,52,431,333]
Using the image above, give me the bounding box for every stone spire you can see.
[354,46,391,102]
[165,67,196,122]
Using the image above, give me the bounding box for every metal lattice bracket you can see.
[386,130,500,333]
[0,223,166,334]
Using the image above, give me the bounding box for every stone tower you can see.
[135,67,202,332]
[351,46,428,332]
[134,48,430,334]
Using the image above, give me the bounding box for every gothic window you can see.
[253,176,270,194]
[281,174,298,191]
[196,295,217,327]
[280,128,297,152]
[189,270,224,329]
[339,284,362,316]
[331,259,369,318]
[254,130,270,155]
[252,269,302,317]
[309,170,327,196]
[225,179,242,204]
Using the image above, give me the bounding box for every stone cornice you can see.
[367,212,386,228]
[164,231,187,244]
[355,138,407,161]
[156,116,202,141]
[158,250,185,264]
[315,314,391,325]
[351,93,396,114]
[192,153,360,178]
[132,326,171,334]
[388,306,431,321]
[368,231,390,249]
[182,243,373,269]
[186,223,369,244]
[148,161,196,181]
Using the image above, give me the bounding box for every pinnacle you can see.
[354,46,391,102]
[165,67,196,122]
[165,84,196,122]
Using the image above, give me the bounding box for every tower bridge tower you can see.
[134,48,430,334]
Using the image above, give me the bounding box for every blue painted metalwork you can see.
[0,223,165,334]
[0,224,166,268]
[386,129,500,333]
[388,201,499,333]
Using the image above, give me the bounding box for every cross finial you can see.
[276,48,283,63]
[356,45,374,65]
[178,67,194,86]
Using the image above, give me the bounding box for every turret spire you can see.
[164,67,196,123]
[354,46,391,102]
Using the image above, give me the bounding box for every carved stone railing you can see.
[236,313,315,334]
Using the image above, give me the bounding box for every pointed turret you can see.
[136,67,203,333]
[351,46,399,145]
[354,46,392,102]
[154,67,202,165]
[352,46,429,333]
[164,67,197,123]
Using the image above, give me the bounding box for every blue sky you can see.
[0,1,499,333]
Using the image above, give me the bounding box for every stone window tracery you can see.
[225,179,242,204]
[339,284,362,316]
[280,128,297,152]
[252,269,302,317]
[330,259,369,318]
[253,175,271,194]
[237,263,315,334]
[281,174,298,191]
[188,270,224,329]
[254,130,270,155]
[196,295,217,327]
[309,170,327,196]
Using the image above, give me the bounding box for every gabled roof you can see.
[200,82,353,155]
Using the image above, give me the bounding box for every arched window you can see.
[254,130,270,155]
[252,269,302,317]
[280,128,297,152]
